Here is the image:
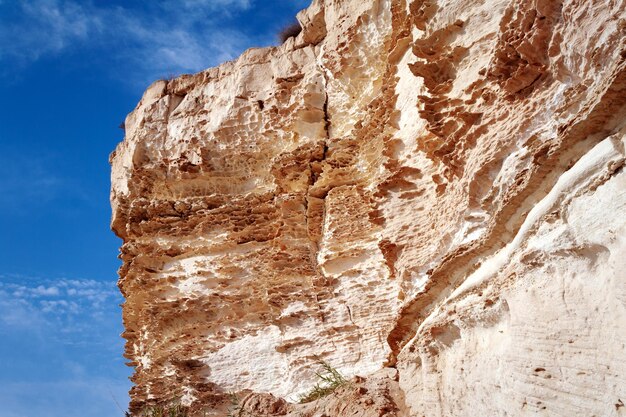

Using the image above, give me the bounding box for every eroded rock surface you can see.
[111,0,626,415]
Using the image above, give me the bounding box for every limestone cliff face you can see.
[110,0,626,415]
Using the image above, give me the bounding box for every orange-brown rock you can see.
[111,0,626,415]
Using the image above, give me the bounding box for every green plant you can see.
[139,402,189,417]
[227,392,254,417]
[298,360,348,403]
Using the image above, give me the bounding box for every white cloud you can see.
[0,274,130,417]
[0,294,46,327]
[179,0,252,11]
[41,299,80,314]
[33,285,60,296]
[0,275,121,329]
[0,0,95,62]
[0,0,254,83]
[0,153,65,210]
[0,378,131,417]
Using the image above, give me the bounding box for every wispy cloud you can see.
[0,152,86,213]
[0,274,121,335]
[177,0,252,11]
[0,0,97,63]
[0,377,131,417]
[0,0,253,83]
[0,274,130,416]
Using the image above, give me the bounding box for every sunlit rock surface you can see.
[111,0,626,415]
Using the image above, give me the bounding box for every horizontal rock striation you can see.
[111,0,626,415]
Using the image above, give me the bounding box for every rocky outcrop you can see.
[111,0,626,415]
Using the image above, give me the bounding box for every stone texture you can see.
[111,0,626,415]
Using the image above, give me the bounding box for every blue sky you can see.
[0,1,309,416]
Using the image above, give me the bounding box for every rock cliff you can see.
[110,0,626,415]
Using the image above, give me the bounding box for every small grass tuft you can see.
[278,21,302,43]
[298,360,348,403]
[227,392,242,417]
[227,392,255,417]
[139,402,189,417]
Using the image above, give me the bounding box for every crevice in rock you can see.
[304,53,332,255]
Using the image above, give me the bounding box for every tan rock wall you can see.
[111,0,626,415]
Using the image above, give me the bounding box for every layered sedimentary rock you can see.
[111,0,626,415]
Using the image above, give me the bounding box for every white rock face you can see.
[111,0,626,415]
[398,133,626,417]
